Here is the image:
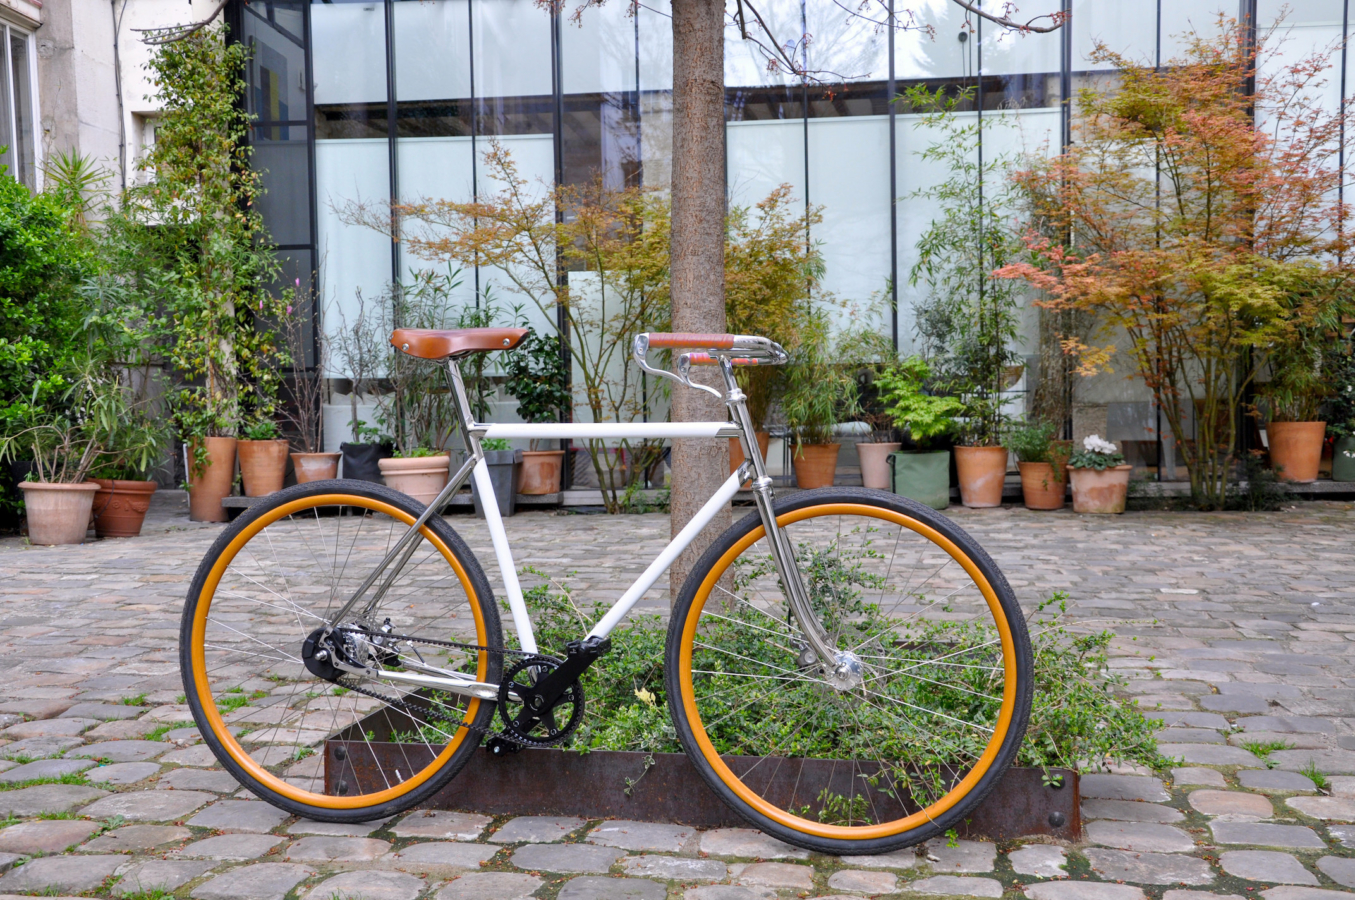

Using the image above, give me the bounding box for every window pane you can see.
[0,26,12,182]
[979,0,1061,77]
[1071,0,1157,69]
[9,31,32,188]
[243,0,308,126]
[1160,0,1232,61]
[311,0,388,138]
[394,0,472,137]
[725,0,801,89]
[894,2,978,81]
[252,127,312,246]
[562,0,637,95]
[637,0,672,188]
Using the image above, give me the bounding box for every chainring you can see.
[496,655,585,747]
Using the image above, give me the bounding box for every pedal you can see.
[486,736,522,757]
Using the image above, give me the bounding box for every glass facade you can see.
[230,0,1341,385]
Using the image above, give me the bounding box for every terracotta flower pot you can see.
[858,442,902,491]
[1068,464,1132,514]
[955,446,1008,508]
[729,432,772,479]
[91,479,158,538]
[188,437,238,523]
[238,439,290,497]
[519,450,565,495]
[1018,462,1065,510]
[792,443,840,490]
[1267,421,1326,483]
[291,452,341,484]
[18,481,99,545]
[379,455,451,507]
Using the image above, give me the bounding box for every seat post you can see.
[444,357,483,462]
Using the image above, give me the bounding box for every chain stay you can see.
[329,627,568,748]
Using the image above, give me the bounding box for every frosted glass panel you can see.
[894,111,977,354]
[395,0,471,102]
[980,0,1062,75]
[562,0,638,94]
[1072,0,1158,68]
[1161,1,1232,60]
[473,0,552,99]
[638,0,673,92]
[805,5,888,83]
[807,116,892,319]
[727,119,806,209]
[311,3,386,105]
[316,139,394,376]
[894,0,978,81]
[726,0,801,88]
[476,134,558,336]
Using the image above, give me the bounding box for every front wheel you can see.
[666,488,1033,855]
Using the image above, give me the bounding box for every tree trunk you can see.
[668,0,730,604]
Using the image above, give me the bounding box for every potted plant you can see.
[1326,351,1355,482]
[236,420,290,497]
[852,370,901,491]
[0,371,163,544]
[88,391,171,539]
[472,438,522,518]
[1005,421,1065,510]
[280,294,341,483]
[875,357,962,510]
[379,447,451,507]
[1067,434,1132,514]
[781,316,860,490]
[503,328,570,495]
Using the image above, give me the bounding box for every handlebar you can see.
[632,332,787,402]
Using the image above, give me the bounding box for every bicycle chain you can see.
[329,627,569,748]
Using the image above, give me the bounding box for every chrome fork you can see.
[713,357,847,679]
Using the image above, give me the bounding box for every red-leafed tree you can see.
[996,18,1352,508]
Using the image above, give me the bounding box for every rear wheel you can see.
[666,488,1033,854]
[180,480,502,822]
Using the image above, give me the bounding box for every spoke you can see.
[858,686,995,734]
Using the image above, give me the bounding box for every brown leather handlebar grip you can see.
[647,332,735,349]
[688,353,759,366]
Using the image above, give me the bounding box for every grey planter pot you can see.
[473,449,522,518]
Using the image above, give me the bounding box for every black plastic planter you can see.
[472,449,522,518]
[340,442,393,484]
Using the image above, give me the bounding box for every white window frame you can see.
[0,20,40,189]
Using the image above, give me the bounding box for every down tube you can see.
[588,469,747,641]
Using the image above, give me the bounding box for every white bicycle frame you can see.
[326,333,839,701]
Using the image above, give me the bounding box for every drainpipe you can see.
[110,0,127,192]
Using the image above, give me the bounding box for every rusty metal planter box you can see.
[326,715,1078,840]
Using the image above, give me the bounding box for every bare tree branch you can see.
[947,0,1069,34]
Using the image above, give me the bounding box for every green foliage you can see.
[1226,451,1287,512]
[874,357,963,450]
[391,447,446,459]
[1299,760,1328,791]
[481,438,511,451]
[1004,421,1059,464]
[0,171,91,484]
[905,85,1022,448]
[503,328,571,437]
[126,30,286,441]
[1068,437,1126,471]
[40,150,112,230]
[1321,340,1355,438]
[241,421,280,441]
[508,572,1159,777]
[1242,737,1292,768]
[0,364,169,484]
[780,310,862,446]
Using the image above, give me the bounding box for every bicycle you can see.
[180,327,1033,854]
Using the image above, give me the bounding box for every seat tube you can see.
[719,359,835,665]
[446,358,483,463]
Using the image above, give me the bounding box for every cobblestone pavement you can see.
[0,493,1353,900]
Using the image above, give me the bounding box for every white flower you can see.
[1083,434,1119,455]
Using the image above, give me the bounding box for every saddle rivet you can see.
[502,338,510,346]
[402,343,409,350]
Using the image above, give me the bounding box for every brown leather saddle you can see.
[390,327,529,360]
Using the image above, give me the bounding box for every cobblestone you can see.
[1083,849,1215,885]
[1219,850,1319,885]
[0,819,100,854]
[112,859,216,896]
[3,502,1355,900]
